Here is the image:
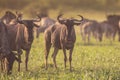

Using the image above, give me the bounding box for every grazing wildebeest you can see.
[2,11,40,71]
[0,52,20,74]
[100,21,115,41]
[80,19,102,43]
[107,15,120,41]
[0,20,19,74]
[44,14,83,71]
[36,14,56,38]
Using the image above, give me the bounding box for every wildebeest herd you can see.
[0,11,120,74]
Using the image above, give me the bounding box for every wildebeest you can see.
[80,19,102,43]
[44,14,83,71]
[0,19,19,74]
[2,11,40,71]
[100,21,115,41]
[106,15,120,41]
[36,14,56,38]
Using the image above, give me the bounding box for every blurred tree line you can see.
[0,0,119,16]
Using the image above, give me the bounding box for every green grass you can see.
[1,27,120,80]
[0,11,120,80]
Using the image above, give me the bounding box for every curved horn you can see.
[73,15,83,22]
[78,15,83,21]
[57,14,66,24]
[57,14,63,21]
[73,15,84,25]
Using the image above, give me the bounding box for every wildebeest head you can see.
[16,17,40,42]
[57,14,83,40]
[2,52,20,74]
[1,11,16,24]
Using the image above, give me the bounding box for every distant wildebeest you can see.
[44,14,83,71]
[100,21,115,41]
[36,14,56,38]
[107,15,120,41]
[2,11,40,71]
[0,19,19,74]
[80,19,102,43]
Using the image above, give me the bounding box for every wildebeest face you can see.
[17,19,40,42]
[57,14,83,40]
[4,52,20,74]
[64,19,74,39]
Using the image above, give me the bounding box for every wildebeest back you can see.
[7,23,28,50]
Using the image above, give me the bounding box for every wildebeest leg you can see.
[18,55,21,72]
[83,33,86,44]
[36,29,40,38]
[25,49,30,71]
[18,49,22,72]
[88,33,90,43]
[2,59,5,72]
[112,31,116,41]
[45,42,51,69]
[52,47,59,69]
[1,59,3,71]
[4,58,9,74]
[63,48,67,68]
[81,32,84,41]
[69,47,73,71]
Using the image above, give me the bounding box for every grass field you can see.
[0,10,120,80]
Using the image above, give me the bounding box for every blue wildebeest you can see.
[2,11,40,71]
[44,14,83,71]
[0,17,20,74]
[100,21,116,41]
[107,15,120,41]
[79,18,103,43]
[36,14,56,38]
